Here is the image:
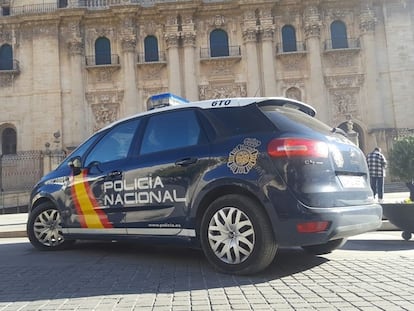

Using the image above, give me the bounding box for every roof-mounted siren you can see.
[148,93,189,110]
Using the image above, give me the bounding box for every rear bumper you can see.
[275,203,383,247]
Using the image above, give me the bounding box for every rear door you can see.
[123,108,210,238]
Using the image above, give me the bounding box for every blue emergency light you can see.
[148,93,189,110]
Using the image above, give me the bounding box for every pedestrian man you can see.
[366,147,387,203]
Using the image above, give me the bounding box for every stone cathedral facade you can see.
[0,0,413,156]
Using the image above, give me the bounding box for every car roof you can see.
[99,96,317,133]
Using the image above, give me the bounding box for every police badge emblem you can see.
[227,138,261,174]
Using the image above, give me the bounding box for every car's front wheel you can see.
[27,202,74,250]
[200,194,277,275]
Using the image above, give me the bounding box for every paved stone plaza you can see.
[0,230,413,311]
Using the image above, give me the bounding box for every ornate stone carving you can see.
[86,90,124,130]
[286,87,302,101]
[242,29,257,43]
[324,50,358,67]
[68,39,83,55]
[208,15,225,28]
[304,5,321,38]
[165,33,179,48]
[324,74,365,89]
[91,103,119,131]
[360,3,376,34]
[205,59,237,76]
[278,53,307,71]
[183,32,196,46]
[87,67,119,83]
[0,73,14,87]
[139,64,165,81]
[262,28,275,41]
[330,89,360,124]
[198,83,247,100]
[121,37,136,53]
[0,28,12,43]
[142,87,168,100]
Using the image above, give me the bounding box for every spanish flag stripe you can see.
[72,171,105,229]
[82,170,113,228]
[70,175,87,228]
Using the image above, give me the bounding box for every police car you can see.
[27,94,382,275]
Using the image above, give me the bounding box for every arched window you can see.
[331,20,348,49]
[144,36,159,62]
[2,127,16,155]
[95,37,111,65]
[282,25,297,52]
[210,29,229,57]
[0,44,13,70]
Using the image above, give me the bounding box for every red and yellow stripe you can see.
[71,170,112,229]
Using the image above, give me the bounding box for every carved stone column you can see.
[120,16,138,115]
[243,29,260,96]
[360,2,382,127]
[261,28,277,96]
[183,32,198,101]
[165,33,182,96]
[304,5,327,121]
[66,21,87,147]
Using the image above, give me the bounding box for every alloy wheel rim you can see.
[33,209,65,247]
[208,206,255,264]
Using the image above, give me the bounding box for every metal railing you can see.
[0,59,19,72]
[137,52,166,64]
[324,38,360,50]
[85,54,120,66]
[0,151,43,192]
[276,41,306,54]
[4,1,231,16]
[200,45,241,59]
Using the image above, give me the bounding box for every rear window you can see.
[203,105,273,138]
[260,105,332,134]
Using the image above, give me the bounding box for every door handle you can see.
[107,170,122,178]
[175,157,198,167]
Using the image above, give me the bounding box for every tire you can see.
[301,238,347,255]
[27,202,74,251]
[200,194,277,275]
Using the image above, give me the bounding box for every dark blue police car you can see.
[27,96,382,275]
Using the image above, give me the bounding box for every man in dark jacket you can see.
[366,147,387,203]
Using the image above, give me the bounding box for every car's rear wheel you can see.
[200,194,277,275]
[301,238,347,255]
[27,202,74,250]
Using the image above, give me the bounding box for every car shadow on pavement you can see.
[339,238,414,251]
[0,240,329,303]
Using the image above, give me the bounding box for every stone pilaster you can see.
[261,27,277,96]
[183,32,198,100]
[243,25,260,96]
[165,33,182,95]
[304,5,327,121]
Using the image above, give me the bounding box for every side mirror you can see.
[68,156,82,175]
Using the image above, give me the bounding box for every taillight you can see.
[296,221,330,233]
[267,138,329,158]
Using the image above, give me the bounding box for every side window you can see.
[140,110,205,155]
[85,119,140,166]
